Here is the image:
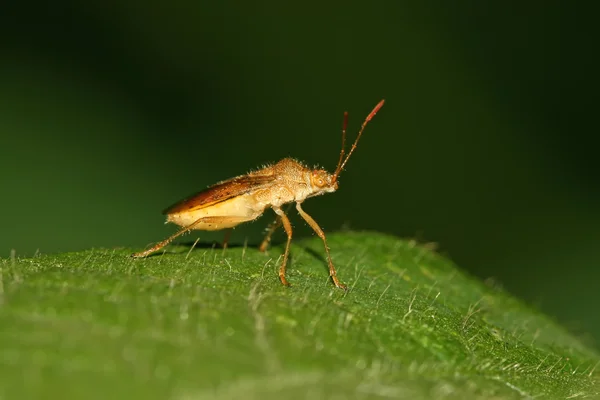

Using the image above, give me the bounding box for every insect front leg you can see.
[272,206,293,286]
[295,202,347,290]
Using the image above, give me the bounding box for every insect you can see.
[132,99,385,289]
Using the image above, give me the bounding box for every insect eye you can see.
[312,172,327,188]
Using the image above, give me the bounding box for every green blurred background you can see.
[2,2,598,343]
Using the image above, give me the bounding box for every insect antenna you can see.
[334,111,349,177]
[333,99,385,182]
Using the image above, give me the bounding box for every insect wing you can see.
[162,173,276,215]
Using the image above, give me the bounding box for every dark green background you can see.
[2,2,599,343]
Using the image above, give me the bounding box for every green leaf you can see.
[1,232,598,399]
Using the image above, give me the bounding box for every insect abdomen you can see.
[166,194,264,230]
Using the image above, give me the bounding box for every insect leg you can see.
[259,215,282,252]
[132,216,251,258]
[222,229,232,250]
[272,206,293,286]
[295,202,347,290]
[259,214,283,252]
[259,203,292,252]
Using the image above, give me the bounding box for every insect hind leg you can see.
[132,216,253,258]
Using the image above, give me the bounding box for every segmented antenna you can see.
[333,99,385,181]
[334,111,349,177]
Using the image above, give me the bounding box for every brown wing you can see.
[162,172,276,215]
